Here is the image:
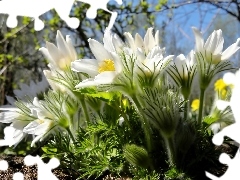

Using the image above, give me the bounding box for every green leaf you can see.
[41,146,58,155]
[203,116,218,125]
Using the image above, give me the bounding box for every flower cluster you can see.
[0,27,239,175]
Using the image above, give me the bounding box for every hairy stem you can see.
[197,88,205,126]
[66,127,76,143]
[80,98,90,126]
[132,95,153,158]
[164,136,176,166]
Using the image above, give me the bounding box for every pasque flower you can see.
[217,69,240,121]
[40,30,77,71]
[124,27,160,54]
[192,27,238,125]
[124,27,171,72]
[0,105,33,147]
[40,31,79,95]
[192,27,240,64]
[122,28,173,88]
[167,51,196,98]
[71,30,122,88]
[23,98,57,147]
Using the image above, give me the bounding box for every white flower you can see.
[71,31,122,88]
[124,27,159,54]
[23,97,57,147]
[40,30,77,71]
[217,69,240,121]
[39,31,78,96]
[43,69,71,93]
[173,51,195,79]
[136,46,173,73]
[192,27,240,64]
[24,119,55,147]
[0,108,30,147]
[124,28,172,76]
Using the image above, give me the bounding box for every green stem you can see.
[80,98,90,125]
[184,101,188,121]
[66,127,76,143]
[164,136,176,166]
[132,95,152,155]
[182,87,190,121]
[197,88,206,126]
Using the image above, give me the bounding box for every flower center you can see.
[191,99,200,111]
[214,79,226,92]
[98,59,115,73]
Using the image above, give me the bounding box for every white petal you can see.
[216,100,230,110]
[46,42,62,66]
[210,123,221,134]
[112,34,124,53]
[147,46,164,59]
[31,134,43,147]
[33,122,50,135]
[135,33,144,50]
[56,30,70,60]
[89,39,113,62]
[75,78,97,88]
[136,48,146,63]
[174,54,186,76]
[124,32,135,50]
[223,72,236,85]
[155,30,160,46]
[103,30,115,52]
[23,121,39,134]
[221,38,240,60]
[111,52,122,73]
[192,27,204,52]
[66,35,77,60]
[94,71,116,84]
[0,111,19,123]
[144,27,155,53]
[39,47,54,63]
[213,30,224,55]
[71,59,99,77]
[187,50,196,65]
[43,70,58,91]
[204,30,218,53]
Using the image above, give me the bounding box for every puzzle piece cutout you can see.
[0,0,122,31]
[78,0,122,30]
[0,155,60,180]
[25,155,60,180]
[206,122,240,180]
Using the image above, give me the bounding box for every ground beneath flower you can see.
[0,155,74,180]
[0,143,237,180]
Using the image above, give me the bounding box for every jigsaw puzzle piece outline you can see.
[0,0,79,31]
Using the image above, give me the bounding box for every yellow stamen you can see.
[221,89,227,99]
[214,79,226,92]
[98,59,115,73]
[191,99,200,111]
